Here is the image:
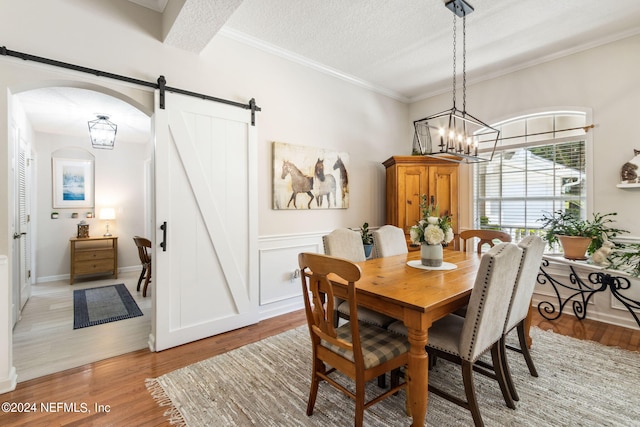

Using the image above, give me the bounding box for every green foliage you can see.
[607,243,640,277]
[360,222,373,245]
[538,210,628,254]
[419,195,452,234]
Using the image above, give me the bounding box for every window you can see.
[473,112,588,247]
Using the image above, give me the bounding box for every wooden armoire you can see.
[383,156,459,246]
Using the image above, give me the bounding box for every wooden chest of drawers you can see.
[69,236,118,284]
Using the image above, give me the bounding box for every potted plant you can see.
[360,222,374,258]
[538,210,627,260]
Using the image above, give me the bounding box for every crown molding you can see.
[218,27,410,103]
[410,27,640,104]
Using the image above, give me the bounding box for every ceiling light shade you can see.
[413,0,499,163]
[88,115,117,150]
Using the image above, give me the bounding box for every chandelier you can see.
[88,115,117,150]
[413,0,499,163]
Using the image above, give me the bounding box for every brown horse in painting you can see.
[333,156,348,205]
[281,160,314,209]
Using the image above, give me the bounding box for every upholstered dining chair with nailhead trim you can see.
[372,225,408,258]
[388,243,523,427]
[322,228,395,329]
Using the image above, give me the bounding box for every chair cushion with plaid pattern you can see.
[321,322,410,369]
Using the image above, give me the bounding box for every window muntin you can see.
[473,113,587,245]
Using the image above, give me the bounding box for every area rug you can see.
[73,283,143,329]
[146,326,640,426]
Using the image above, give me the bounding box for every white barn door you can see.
[152,91,258,351]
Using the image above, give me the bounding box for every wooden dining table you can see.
[329,248,484,426]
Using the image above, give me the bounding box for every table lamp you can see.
[99,208,116,237]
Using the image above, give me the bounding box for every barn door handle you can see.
[13,232,26,239]
[160,222,167,252]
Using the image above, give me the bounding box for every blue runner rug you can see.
[73,283,143,329]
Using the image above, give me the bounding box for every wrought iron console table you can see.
[537,256,640,328]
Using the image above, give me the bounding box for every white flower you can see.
[424,224,445,245]
[444,228,454,244]
[409,226,421,245]
[410,196,453,246]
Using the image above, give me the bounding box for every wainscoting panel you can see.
[258,232,325,320]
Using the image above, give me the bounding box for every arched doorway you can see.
[10,83,153,381]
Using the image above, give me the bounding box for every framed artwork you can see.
[273,141,350,210]
[52,157,95,208]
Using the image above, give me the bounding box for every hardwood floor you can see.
[1,309,638,426]
[12,271,152,382]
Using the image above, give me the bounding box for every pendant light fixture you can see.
[88,115,117,150]
[413,0,499,163]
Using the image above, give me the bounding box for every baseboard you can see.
[531,294,640,331]
[0,366,17,393]
[37,266,140,283]
[259,297,304,321]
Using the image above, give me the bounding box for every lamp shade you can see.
[88,115,117,149]
[99,208,116,220]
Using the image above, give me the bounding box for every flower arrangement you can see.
[409,195,454,246]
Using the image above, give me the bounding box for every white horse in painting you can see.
[313,158,337,208]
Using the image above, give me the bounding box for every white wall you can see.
[0,0,410,240]
[34,133,149,281]
[410,34,640,329]
[205,36,411,235]
[410,34,640,237]
[0,0,410,389]
[2,0,636,390]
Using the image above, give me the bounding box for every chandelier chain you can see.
[463,15,467,114]
[452,13,456,109]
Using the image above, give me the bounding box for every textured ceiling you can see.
[221,0,640,100]
[16,0,640,143]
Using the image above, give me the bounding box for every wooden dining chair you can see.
[460,229,512,253]
[298,252,410,427]
[372,225,408,258]
[322,228,394,329]
[388,243,523,426]
[133,236,152,297]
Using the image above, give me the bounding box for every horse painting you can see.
[333,156,349,206]
[281,160,314,209]
[313,158,337,207]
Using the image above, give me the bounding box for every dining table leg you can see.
[406,325,429,426]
